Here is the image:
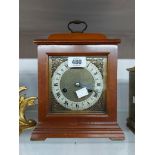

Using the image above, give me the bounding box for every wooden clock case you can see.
[127,67,135,133]
[31,32,125,141]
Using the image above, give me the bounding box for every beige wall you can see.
[20,0,134,58]
[19,31,135,59]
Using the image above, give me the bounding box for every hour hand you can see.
[75,82,93,92]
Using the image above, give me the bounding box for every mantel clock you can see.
[31,21,125,140]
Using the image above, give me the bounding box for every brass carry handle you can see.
[67,20,88,33]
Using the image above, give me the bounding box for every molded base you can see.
[31,122,125,141]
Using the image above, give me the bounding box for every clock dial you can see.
[52,60,103,111]
[49,56,107,113]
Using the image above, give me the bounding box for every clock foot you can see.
[30,134,46,141]
[110,137,125,141]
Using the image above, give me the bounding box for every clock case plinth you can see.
[31,32,125,141]
[31,122,124,141]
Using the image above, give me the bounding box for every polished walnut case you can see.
[31,31,125,141]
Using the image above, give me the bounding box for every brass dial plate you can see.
[49,56,107,113]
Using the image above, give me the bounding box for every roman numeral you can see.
[56,92,61,98]
[54,83,58,86]
[76,104,79,109]
[94,93,98,98]
[97,83,101,86]
[87,63,90,67]
[64,101,68,106]
[65,64,68,68]
[94,72,98,75]
[57,72,61,75]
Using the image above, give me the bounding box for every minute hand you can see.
[79,82,94,91]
